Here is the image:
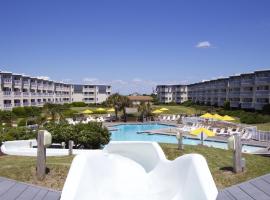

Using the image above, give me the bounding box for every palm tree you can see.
[119,96,131,122]
[43,103,65,122]
[138,102,152,122]
[106,93,122,120]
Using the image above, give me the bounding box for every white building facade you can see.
[157,70,270,110]
[0,71,111,110]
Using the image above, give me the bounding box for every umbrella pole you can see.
[201,132,203,145]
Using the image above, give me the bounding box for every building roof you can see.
[127,96,153,101]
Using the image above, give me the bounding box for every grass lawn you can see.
[255,122,270,131]
[152,105,202,115]
[1,144,270,191]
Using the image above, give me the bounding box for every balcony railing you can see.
[241,102,253,109]
[31,102,37,106]
[255,90,269,97]
[4,104,12,109]
[3,91,12,96]
[3,79,12,83]
[255,77,270,85]
[241,79,254,86]
[23,92,30,96]
[23,102,29,106]
[14,80,22,86]
[14,103,21,107]
[13,92,22,97]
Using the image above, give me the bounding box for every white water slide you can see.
[61,142,218,200]
[1,140,218,199]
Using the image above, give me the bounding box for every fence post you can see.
[233,135,242,173]
[37,131,46,180]
[69,140,74,156]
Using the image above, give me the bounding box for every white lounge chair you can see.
[166,116,171,121]
[61,142,218,200]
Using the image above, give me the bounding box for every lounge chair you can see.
[171,115,176,121]
[166,116,171,121]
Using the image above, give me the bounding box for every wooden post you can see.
[233,135,242,173]
[69,140,74,156]
[37,130,46,180]
[177,131,184,150]
[201,132,204,145]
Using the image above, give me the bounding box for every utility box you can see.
[39,130,52,147]
[228,136,235,150]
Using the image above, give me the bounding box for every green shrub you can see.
[44,121,110,149]
[0,127,36,143]
[70,102,87,107]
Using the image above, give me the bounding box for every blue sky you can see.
[0,0,270,94]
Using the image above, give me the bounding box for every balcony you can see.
[3,91,12,96]
[240,91,253,97]
[228,92,240,98]
[255,90,269,97]
[3,78,12,84]
[23,92,30,97]
[23,82,30,88]
[241,102,254,109]
[31,83,37,89]
[14,80,22,87]
[254,103,268,110]
[4,104,12,110]
[31,102,37,106]
[14,103,21,107]
[229,81,241,87]
[241,79,254,86]
[23,102,29,106]
[255,77,270,85]
[230,101,240,108]
[13,92,22,97]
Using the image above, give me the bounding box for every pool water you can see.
[110,123,263,153]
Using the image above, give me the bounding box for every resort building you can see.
[127,95,153,106]
[156,85,188,103]
[0,71,111,110]
[157,70,270,110]
[73,84,111,104]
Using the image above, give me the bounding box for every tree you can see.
[43,103,68,122]
[106,93,122,120]
[119,96,131,122]
[223,100,230,110]
[138,102,152,122]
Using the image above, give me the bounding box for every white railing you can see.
[252,130,270,142]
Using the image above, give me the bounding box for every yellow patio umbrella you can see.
[96,108,106,112]
[190,127,215,145]
[152,109,163,114]
[107,108,115,112]
[82,109,93,114]
[222,115,235,121]
[160,108,169,111]
[213,114,223,120]
[200,113,214,119]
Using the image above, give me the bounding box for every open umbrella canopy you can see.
[82,109,93,114]
[96,108,106,111]
[160,108,169,111]
[200,113,214,119]
[190,127,215,137]
[213,114,223,120]
[107,108,115,112]
[152,109,163,114]
[222,115,235,121]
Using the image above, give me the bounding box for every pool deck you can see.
[105,121,270,148]
[0,177,60,200]
[1,173,270,200]
[217,173,270,200]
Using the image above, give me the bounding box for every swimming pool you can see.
[110,123,264,153]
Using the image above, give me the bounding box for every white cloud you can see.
[36,76,50,80]
[83,78,99,84]
[196,41,212,48]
